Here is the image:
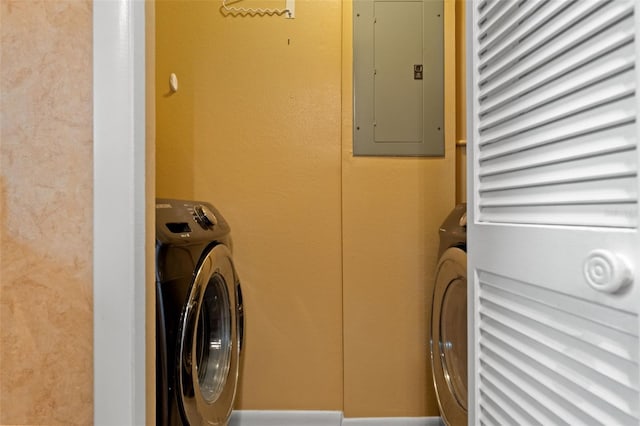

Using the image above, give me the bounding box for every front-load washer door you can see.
[177,244,242,426]
[431,247,467,426]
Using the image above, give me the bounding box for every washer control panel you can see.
[193,204,218,230]
[156,199,230,244]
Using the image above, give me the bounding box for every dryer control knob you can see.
[584,250,633,294]
[194,204,218,230]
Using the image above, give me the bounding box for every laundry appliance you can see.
[156,199,244,426]
[431,203,467,425]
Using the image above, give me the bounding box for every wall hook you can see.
[169,73,178,93]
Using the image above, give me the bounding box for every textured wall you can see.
[455,0,466,204]
[341,0,456,417]
[0,1,93,424]
[155,0,457,417]
[156,0,343,410]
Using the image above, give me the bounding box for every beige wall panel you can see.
[155,0,197,199]
[456,144,467,205]
[455,0,466,144]
[342,0,456,417]
[155,0,344,410]
[0,1,93,423]
[157,0,459,415]
[341,158,454,417]
[455,0,467,204]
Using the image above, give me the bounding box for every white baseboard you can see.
[229,410,343,426]
[228,411,442,426]
[342,417,443,426]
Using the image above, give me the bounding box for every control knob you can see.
[194,204,218,230]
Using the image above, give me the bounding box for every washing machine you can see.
[431,203,467,426]
[156,199,244,426]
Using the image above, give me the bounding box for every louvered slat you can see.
[480,70,634,139]
[480,318,638,424]
[477,0,512,35]
[480,60,635,132]
[480,302,638,395]
[479,380,522,425]
[479,399,511,426]
[472,1,640,425]
[479,1,631,93]
[479,271,638,336]
[477,272,640,425]
[478,294,638,373]
[478,0,561,62]
[478,402,507,426]
[478,1,613,87]
[479,125,636,177]
[480,345,595,425]
[480,150,635,194]
[476,0,637,228]
[479,368,542,425]
[480,24,634,114]
[480,339,625,425]
[479,177,637,210]
[479,103,635,161]
[480,358,569,425]
[476,0,492,16]
[480,40,635,119]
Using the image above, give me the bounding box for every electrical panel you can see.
[353,0,444,156]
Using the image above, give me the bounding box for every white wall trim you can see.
[229,410,343,426]
[93,1,146,425]
[229,411,442,426]
[342,417,442,426]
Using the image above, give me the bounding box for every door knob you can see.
[583,250,633,294]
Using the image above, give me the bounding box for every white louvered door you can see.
[468,1,640,425]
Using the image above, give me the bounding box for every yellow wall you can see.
[156,0,344,409]
[455,0,466,204]
[156,0,457,416]
[0,1,93,423]
[341,0,455,417]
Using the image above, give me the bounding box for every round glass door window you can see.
[440,276,467,408]
[195,273,232,403]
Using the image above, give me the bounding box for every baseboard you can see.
[229,410,343,426]
[342,417,443,426]
[228,411,442,426]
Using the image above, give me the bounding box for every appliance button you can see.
[194,204,218,229]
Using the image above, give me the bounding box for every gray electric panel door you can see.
[353,0,444,156]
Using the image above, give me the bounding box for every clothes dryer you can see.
[431,204,467,426]
[156,199,244,426]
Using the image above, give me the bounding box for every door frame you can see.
[93,1,147,424]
